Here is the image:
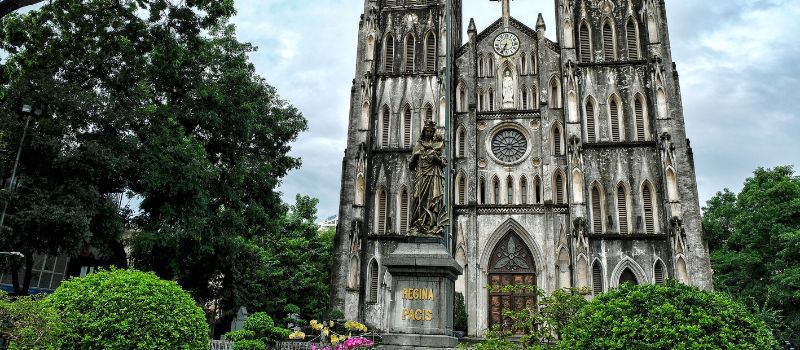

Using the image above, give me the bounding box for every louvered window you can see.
[426,33,436,71]
[405,35,415,73]
[459,87,466,112]
[479,178,486,204]
[579,23,591,63]
[384,35,394,73]
[617,186,628,234]
[555,174,564,205]
[635,98,645,141]
[654,261,665,284]
[425,103,433,122]
[489,90,495,111]
[592,262,603,295]
[477,91,483,111]
[627,19,638,60]
[493,178,500,204]
[610,99,620,142]
[550,80,560,107]
[521,178,528,204]
[522,89,528,109]
[377,189,387,233]
[603,22,614,61]
[586,101,596,142]
[591,186,602,233]
[507,177,514,204]
[458,176,466,205]
[369,260,379,303]
[458,129,466,157]
[400,189,409,234]
[643,185,655,233]
[381,107,390,147]
[553,126,562,155]
[535,178,542,204]
[403,107,412,147]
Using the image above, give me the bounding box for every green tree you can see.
[703,166,800,339]
[45,269,209,349]
[0,293,64,349]
[558,281,779,350]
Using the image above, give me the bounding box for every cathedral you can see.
[330,0,713,337]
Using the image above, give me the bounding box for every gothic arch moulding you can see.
[609,257,648,288]
[479,219,545,277]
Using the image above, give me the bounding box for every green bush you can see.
[225,330,256,342]
[454,292,468,333]
[559,280,780,349]
[232,339,266,350]
[225,312,290,349]
[0,293,64,349]
[45,268,209,350]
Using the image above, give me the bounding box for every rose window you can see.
[491,129,527,163]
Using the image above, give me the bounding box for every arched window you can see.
[654,260,666,284]
[592,261,603,295]
[424,102,433,122]
[458,83,467,112]
[572,170,585,204]
[488,89,495,111]
[361,102,370,130]
[642,181,656,234]
[617,183,629,234]
[493,176,500,204]
[567,91,579,123]
[506,176,514,204]
[531,52,538,75]
[549,78,561,108]
[619,268,638,285]
[520,176,528,204]
[425,32,436,72]
[635,94,646,141]
[457,127,466,157]
[609,96,621,142]
[368,259,379,303]
[522,86,528,109]
[602,20,615,61]
[487,56,495,76]
[479,177,486,205]
[626,18,639,60]
[399,187,409,234]
[530,85,538,109]
[534,176,542,204]
[666,168,679,202]
[552,124,563,155]
[585,98,597,142]
[554,172,565,205]
[403,104,412,147]
[591,183,603,233]
[404,34,415,73]
[477,90,484,111]
[384,34,395,73]
[478,55,484,77]
[376,187,388,234]
[380,105,390,147]
[457,172,466,205]
[579,22,591,63]
[520,52,527,74]
[355,174,365,206]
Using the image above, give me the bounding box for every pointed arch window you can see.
[579,22,591,63]
[404,34,415,73]
[654,260,666,284]
[458,84,467,112]
[549,78,561,108]
[635,95,646,141]
[642,182,655,234]
[602,20,615,61]
[377,188,388,234]
[552,124,563,155]
[355,174,365,206]
[384,34,395,73]
[619,268,638,285]
[554,172,565,205]
[506,176,514,204]
[592,261,603,295]
[479,177,486,205]
[399,187,409,234]
[520,52,527,74]
[457,173,466,205]
[487,56,495,76]
[520,176,528,204]
[457,127,466,157]
[586,99,597,142]
[424,103,434,122]
[478,56,484,77]
[477,90,484,112]
[522,86,528,110]
[493,177,501,204]
[610,97,621,142]
[368,259,379,303]
[626,18,639,60]
[403,105,412,147]
[425,32,436,72]
[380,106,390,147]
[591,184,603,233]
[534,176,542,204]
[617,184,629,234]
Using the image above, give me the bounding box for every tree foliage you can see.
[0,293,64,349]
[558,281,779,350]
[703,166,800,339]
[45,268,209,349]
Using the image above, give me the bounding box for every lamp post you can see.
[0,104,42,231]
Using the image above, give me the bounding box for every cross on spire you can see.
[490,0,512,28]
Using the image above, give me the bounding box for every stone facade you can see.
[330,0,713,337]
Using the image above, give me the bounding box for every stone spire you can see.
[536,13,546,36]
[468,18,477,42]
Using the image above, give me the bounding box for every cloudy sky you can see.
[230,0,800,220]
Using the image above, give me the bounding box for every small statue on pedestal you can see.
[409,121,447,236]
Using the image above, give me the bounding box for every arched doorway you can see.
[487,231,536,333]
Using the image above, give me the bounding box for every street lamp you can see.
[0,104,42,231]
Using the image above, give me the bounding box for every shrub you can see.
[232,339,266,350]
[0,293,64,349]
[454,292,468,333]
[45,268,208,350]
[559,280,780,349]
[225,312,290,349]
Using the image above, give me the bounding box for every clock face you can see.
[494,32,520,57]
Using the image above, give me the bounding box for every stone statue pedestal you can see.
[380,242,463,350]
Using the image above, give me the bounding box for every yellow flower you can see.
[289,331,306,340]
[329,320,335,328]
[322,327,330,337]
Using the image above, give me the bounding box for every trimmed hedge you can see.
[45,268,209,350]
[559,280,779,349]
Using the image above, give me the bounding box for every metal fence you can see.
[272,341,325,350]
[209,340,232,350]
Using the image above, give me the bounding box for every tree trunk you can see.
[21,254,33,295]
